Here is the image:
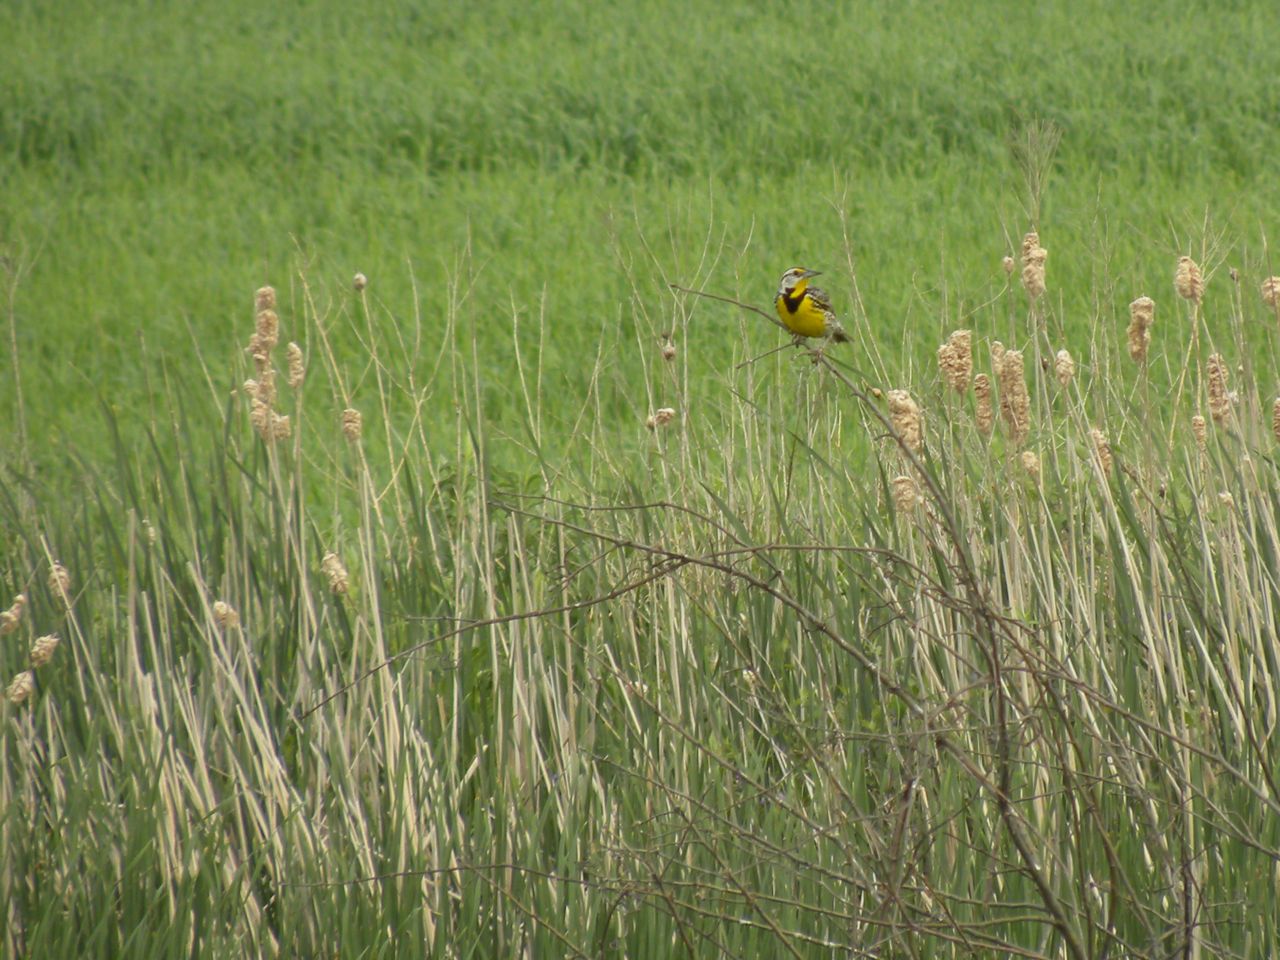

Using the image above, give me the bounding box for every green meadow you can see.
[5,0,1280,955]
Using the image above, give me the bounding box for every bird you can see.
[774,267,849,345]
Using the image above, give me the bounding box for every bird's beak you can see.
[801,270,822,280]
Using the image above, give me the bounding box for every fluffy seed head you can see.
[254,286,276,312]
[29,635,59,668]
[286,342,305,389]
[887,390,923,453]
[991,340,1006,366]
[321,552,349,594]
[646,407,677,430]
[973,374,994,435]
[1174,256,1204,304]
[213,601,239,630]
[1020,450,1040,479]
[1207,354,1231,425]
[353,272,368,292]
[1020,232,1040,261]
[937,330,972,393]
[1054,349,1075,387]
[1219,492,1235,509]
[1127,296,1155,362]
[1002,255,1015,276]
[0,594,26,635]
[1090,427,1113,477]
[661,341,677,361]
[6,670,34,704]
[997,350,1031,446]
[1261,276,1280,309]
[1191,414,1207,451]
[1021,246,1048,300]
[48,562,71,598]
[342,407,363,443]
[891,475,919,512]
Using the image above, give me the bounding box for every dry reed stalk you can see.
[1127,296,1155,362]
[1273,399,1280,443]
[937,330,972,394]
[887,390,923,452]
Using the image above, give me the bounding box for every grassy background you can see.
[5,1,1280,957]
[6,0,1280,473]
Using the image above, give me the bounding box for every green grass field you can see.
[5,1,1280,956]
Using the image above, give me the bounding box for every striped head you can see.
[777,266,821,298]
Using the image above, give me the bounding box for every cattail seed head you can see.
[937,329,972,393]
[973,374,994,435]
[1207,354,1231,425]
[255,286,276,312]
[1175,256,1204,304]
[1002,255,1015,276]
[1020,450,1040,479]
[341,407,363,443]
[286,342,305,389]
[1020,232,1040,260]
[1127,296,1155,362]
[646,407,677,430]
[0,594,26,635]
[1054,349,1075,387]
[353,272,368,292]
[6,670,34,704]
[891,475,919,512]
[48,562,71,599]
[887,390,923,453]
[321,552,349,594]
[29,635,59,668]
[1261,277,1280,309]
[270,412,292,441]
[212,601,239,630]
[1090,427,1112,477]
[997,350,1031,446]
[1021,246,1048,300]
[1191,414,1207,451]
[991,341,1005,366]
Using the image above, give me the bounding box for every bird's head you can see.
[778,266,820,296]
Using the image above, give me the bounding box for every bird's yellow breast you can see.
[775,284,828,338]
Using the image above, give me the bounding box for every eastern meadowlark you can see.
[774,267,849,344]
